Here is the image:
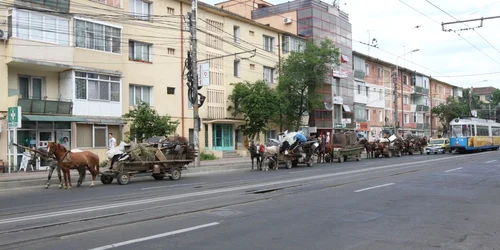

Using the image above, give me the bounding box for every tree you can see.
[431,96,468,136]
[277,39,340,130]
[490,89,500,106]
[123,102,179,142]
[228,80,280,140]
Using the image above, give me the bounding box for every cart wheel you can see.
[153,174,165,180]
[324,154,331,163]
[387,151,392,158]
[169,168,182,180]
[338,156,344,163]
[306,157,313,167]
[285,160,292,169]
[117,172,130,185]
[100,174,113,184]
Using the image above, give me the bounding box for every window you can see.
[22,0,70,12]
[263,35,275,52]
[357,84,361,94]
[15,10,70,45]
[266,130,277,142]
[75,19,121,53]
[413,113,417,123]
[77,124,92,147]
[75,71,120,102]
[77,124,120,148]
[379,110,383,122]
[249,30,254,36]
[250,64,255,70]
[129,40,152,62]
[167,48,175,55]
[129,84,152,105]
[477,125,489,136]
[377,67,382,79]
[403,75,408,85]
[234,60,240,77]
[403,95,409,104]
[19,76,42,100]
[167,7,175,15]
[94,125,107,148]
[167,87,175,95]
[130,0,151,20]
[91,0,120,7]
[404,114,409,123]
[366,87,369,97]
[263,66,274,84]
[365,109,370,121]
[365,63,369,75]
[233,25,240,44]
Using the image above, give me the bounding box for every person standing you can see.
[108,133,117,150]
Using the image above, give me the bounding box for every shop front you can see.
[8,115,86,170]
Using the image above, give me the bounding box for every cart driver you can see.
[291,133,307,151]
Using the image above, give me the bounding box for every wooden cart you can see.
[328,145,365,163]
[100,146,194,185]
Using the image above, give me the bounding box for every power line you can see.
[399,0,500,65]
[425,0,500,56]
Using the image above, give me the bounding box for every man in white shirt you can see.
[108,133,117,150]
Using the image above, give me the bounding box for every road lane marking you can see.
[445,167,463,173]
[88,222,220,250]
[141,182,206,190]
[289,169,322,174]
[0,152,487,225]
[485,160,497,164]
[354,183,394,193]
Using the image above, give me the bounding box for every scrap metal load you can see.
[331,132,358,147]
[123,135,198,162]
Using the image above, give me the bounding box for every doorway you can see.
[212,124,233,151]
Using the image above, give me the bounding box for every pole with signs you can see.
[7,106,21,173]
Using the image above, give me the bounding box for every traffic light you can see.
[198,93,206,108]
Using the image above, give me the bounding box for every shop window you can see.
[77,124,93,148]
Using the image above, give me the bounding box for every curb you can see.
[0,163,250,190]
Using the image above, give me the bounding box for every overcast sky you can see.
[205,0,500,89]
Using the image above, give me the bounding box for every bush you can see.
[200,152,217,161]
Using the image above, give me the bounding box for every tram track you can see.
[0,153,489,250]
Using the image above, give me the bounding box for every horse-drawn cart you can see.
[329,145,365,163]
[101,137,196,185]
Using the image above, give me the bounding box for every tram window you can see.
[452,125,463,137]
[477,125,489,136]
[492,127,500,136]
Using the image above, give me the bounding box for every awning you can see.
[22,115,88,122]
[203,119,246,125]
[342,105,351,113]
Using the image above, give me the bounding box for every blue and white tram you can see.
[450,117,500,153]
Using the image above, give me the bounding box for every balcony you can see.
[18,98,73,115]
[354,70,365,79]
[411,104,430,112]
[411,86,429,96]
[416,124,431,130]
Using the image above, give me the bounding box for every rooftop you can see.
[472,86,497,95]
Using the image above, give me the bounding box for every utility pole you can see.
[469,87,473,117]
[393,69,399,136]
[189,0,200,168]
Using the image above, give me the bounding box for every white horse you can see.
[261,144,280,171]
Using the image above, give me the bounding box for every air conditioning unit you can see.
[0,29,7,41]
[284,17,292,24]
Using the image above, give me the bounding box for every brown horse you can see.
[47,142,100,189]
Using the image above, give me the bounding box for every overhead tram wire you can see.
[399,0,500,65]
[425,0,500,56]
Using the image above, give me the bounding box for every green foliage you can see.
[100,160,109,169]
[200,152,217,161]
[491,89,500,106]
[431,96,468,135]
[277,39,340,130]
[123,102,179,142]
[228,80,280,140]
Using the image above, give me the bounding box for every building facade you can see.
[0,0,304,169]
[216,0,354,140]
[429,78,463,137]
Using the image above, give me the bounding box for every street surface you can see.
[1,152,499,250]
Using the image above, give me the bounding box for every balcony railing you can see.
[416,123,431,130]
[18,98,72,115]
[411,104,430,112]
[354,70,365,79]
[411,86,429,95]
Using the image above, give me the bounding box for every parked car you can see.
[425,138,451,154]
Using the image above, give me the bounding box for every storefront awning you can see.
[342,105,351,113]
[22,115,88,122]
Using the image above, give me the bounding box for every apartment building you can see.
[353,51,462,139]
[429,78,463,137]
[0,0,303,168]
[470,86,495,104]
[216,0,354,140]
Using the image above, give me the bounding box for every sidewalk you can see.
[0,157,251,189]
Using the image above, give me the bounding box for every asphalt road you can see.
[0,151,499,250]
